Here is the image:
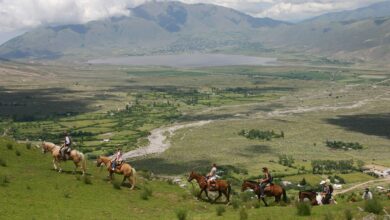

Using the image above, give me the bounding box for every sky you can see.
[0,0,385,44]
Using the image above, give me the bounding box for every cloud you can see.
[0,0,384,32]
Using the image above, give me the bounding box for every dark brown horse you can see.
[298,191,319,205]
[188,171,231,203]
[241,180,287,206]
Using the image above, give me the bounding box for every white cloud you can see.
[0,0,385,32]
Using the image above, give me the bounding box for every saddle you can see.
[264,183,275,192]
[61,147,72,160]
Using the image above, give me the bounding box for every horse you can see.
[241,180,287,206]
[187,171,231,203]
[96,156,136,190]
[40,141,87,175]
[298,191,320,205]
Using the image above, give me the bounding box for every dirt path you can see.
[334,177,390,195]
[122,120,211,159]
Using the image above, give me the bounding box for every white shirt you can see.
[362,192,373,200]
[65,136,71,145]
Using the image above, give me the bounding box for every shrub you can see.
[216,206,225,216]
[323,212,333,220]
[344,209,353,220]
[0,158,7,167]
[296,202,311,216]
[15,150,21,156]
[252,201,260,209]
[75,175,81,181]
[175,208,188,220]
[239,208,248,220]
[26,185,32,190]
[26,142,32,150]
[83,175,92,185]
[112,180,121,190]
[6,143,13,150]
[1,175,10,186]
[240,191,254,202]
[364,199,383,214]
[63,192,71,198]
[231,196,241,210]
[190,185,200,198]
[140,186,153,200]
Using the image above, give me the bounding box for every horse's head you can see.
[187,171,196,182]
[96,156,103,167]
[41,142,48,154]
[241,180,257,192]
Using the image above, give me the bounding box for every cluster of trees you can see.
[325,140,363,150]
[278,154,295,167]
[311,159,355,174]
[239,129,284,141]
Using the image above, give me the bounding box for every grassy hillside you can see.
[1,138,389,220]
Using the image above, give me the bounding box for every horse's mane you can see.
[245,180,259,184]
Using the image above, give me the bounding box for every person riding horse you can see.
[259,167,273,198]
[206,163,217,190]
[111,148,123,171]
[60,132,72,160]
[320,179,333,204]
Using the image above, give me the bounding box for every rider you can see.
[111,148,123,171]
[206,163,217,188]
[362,188,373,200]
[259,167,273,198]
[321,179,333,204]
[60,132,72,160]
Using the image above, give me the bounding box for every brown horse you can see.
[241,180,287,206]
[298,191,319,205]
[96,156,136,190]
[187,171,231,203]
[40,141,87,175]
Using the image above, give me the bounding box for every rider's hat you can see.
[325,179,331,185]
[262,167,268,172]
[320,180,326,185]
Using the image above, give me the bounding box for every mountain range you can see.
[1,1,390,63]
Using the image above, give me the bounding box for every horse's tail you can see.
[227,183,232,201]
[282,187,288,203]
[130,167,136,189]
[79,152,87,175]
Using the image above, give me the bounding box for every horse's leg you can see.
[262,197,268,207]
[198,188,204,199]
[275,195,281,203]
[222,190,229,203]
[204,189,211,201]
[73,161,78,174]
[122,176,126,185]
[214,191,222,203]
[52,158,58,170]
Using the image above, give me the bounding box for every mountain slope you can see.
[0,1,286,60]
[305,0,390,24]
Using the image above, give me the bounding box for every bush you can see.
[6,143,13,150]
[112,180,121,190]
[63,192,71,198]
[0,158,7,167]
[216,206,225,216]
[83,175,92,185]
[140,186,153,200]
[26,142,32,150]
[15,150,21,156]
[240,191,254,202]
[190,185,200,198]
[175,208,188,220]
[1,175,10,186]
[344,209,353,220]
[231,196,241,210]
[239,208,248,220]
[323,212,333,220]
[296,202,311,216]
[364,199,383,214]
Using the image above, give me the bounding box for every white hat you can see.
[320,180,326,185]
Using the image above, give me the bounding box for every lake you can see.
[87,54,278,67]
